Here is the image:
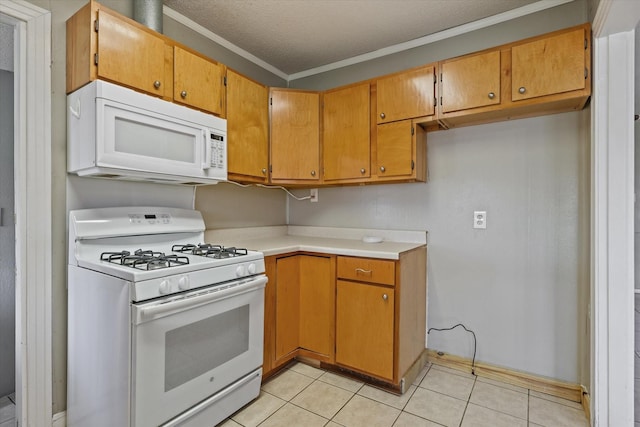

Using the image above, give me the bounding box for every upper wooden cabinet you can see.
[226,70,269,183]
[173,46,225,116]
[323,83,371,182]
[440,51,501,113]
[438,23,591,128]
[269,89,321,184]
[66,1,226,116]
[67,3,167,97]
[376,65,436,124]
[374,120,427,182]
[511,26,587,101]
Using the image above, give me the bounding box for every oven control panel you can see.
[129,213,172,225]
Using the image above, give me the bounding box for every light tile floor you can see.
[0,393,15,427]
[220,362,589,427]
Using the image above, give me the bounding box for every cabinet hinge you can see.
[411,126,415,136]
[584,38,588,49]
[433,73,437,84]
[411,160,415,170]
[223,76,227,86]
[94,19,99,32]
[94,53,98,65]
[584,67,588,79]
[440,96,443,106]
[440,73,442,82]
[269,97,272,106]
[433,96,437,107]
[269,164,273,173]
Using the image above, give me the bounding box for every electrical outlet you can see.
[473,211,486,229]
[310,188,318,202]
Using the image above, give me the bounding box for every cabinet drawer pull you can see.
[153,80,161,89]
[181,90,188,98]
[382,293,388,301]
[518,87,526,94]
[488,92,495,99]
[355,268,372,275]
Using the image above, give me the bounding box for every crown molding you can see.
[164,0,575,83]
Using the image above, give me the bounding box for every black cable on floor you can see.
[427,323,477,376]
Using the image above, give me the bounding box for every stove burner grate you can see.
[100,249,189,270]
[172,243,248,259]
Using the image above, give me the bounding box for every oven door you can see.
[131,275,266,427]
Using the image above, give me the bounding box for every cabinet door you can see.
[441,51,501,113]
[270,90,321,182]
[227,70,269,182]
[299,256,334,357]
[377,66,435,123]
[96,9,166,96]
[275,256,300,361]
[512,27,586,101]
[323,84,370,181]
[336,280,394,380]
[376,120,414,178]
[174,46,225,115]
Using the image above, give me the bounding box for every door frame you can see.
[591,0,640,425]
[0,1,52,426]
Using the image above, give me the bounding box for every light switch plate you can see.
[473,211,487,229]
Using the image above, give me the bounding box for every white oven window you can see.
[114,117,195,163]
[164,304,250,391]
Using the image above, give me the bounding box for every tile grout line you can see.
[457,375,478,427]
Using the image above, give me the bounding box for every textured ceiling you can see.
[164,0,542,75]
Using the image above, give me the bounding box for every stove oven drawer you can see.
[131,275,266,427]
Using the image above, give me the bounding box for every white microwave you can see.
[67,80,227,185]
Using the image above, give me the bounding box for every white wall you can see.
[290,111,591,383]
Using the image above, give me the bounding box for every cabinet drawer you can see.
[337,256,395,286]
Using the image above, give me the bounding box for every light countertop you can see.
[205,226,427,260]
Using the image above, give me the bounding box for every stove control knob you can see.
[159,280,171,295]
[236,265,246,277]
[178,276,190,291]
[247,263,256,274]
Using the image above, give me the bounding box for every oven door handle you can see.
[135,275,267,323]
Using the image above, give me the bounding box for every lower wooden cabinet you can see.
[263,246,427,390]
[263,253,335,377]
[336,280,395,380]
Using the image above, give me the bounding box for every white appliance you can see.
[67,80,227,185]
[67,207,266,427]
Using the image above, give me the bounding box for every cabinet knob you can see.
[488,92,495,99]
[181,90,188,98]
[518,87,526,94]
[380,166,386,173]
[262,168,267,175]
[311,170,316,177]
[153,80,161,89]
[360,168,366,174]
[380,112,386,119]
[382,294,388,301]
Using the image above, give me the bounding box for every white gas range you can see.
[67,207,266,427]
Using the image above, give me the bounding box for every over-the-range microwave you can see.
[67,80,227,185]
